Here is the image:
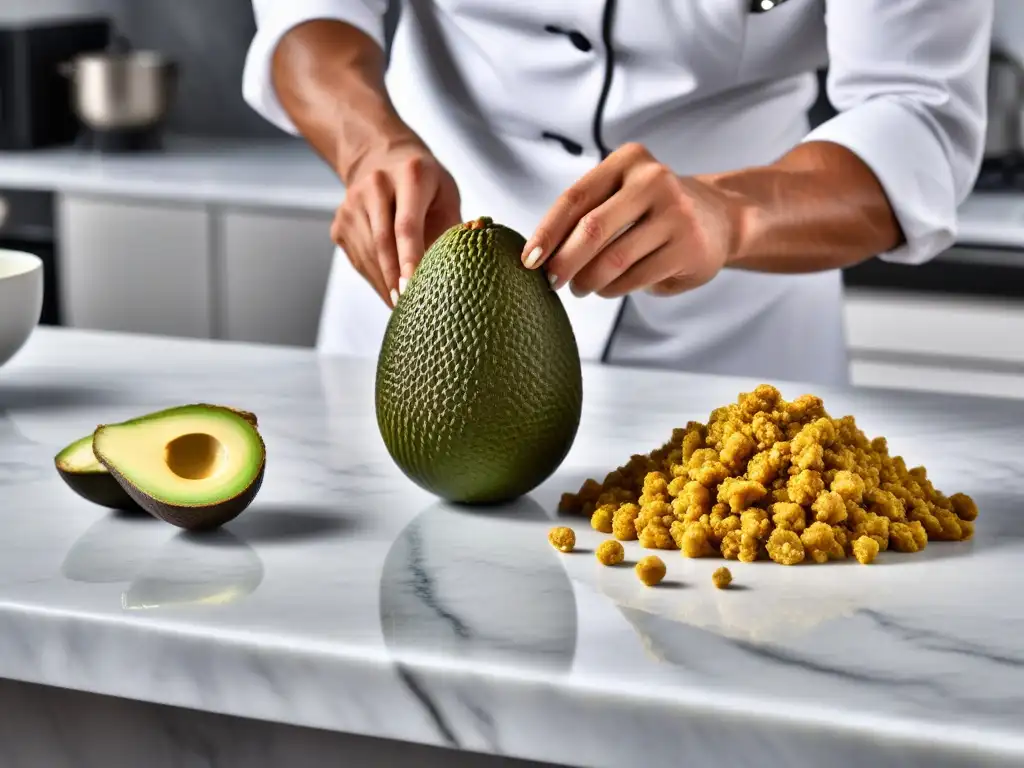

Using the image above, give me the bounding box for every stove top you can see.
[73,126,164,154]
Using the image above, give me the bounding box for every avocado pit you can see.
[165,432,227,481]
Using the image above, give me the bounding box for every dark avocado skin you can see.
[103,460,266,532]
[375,217,583,504]
[55,468,144,513]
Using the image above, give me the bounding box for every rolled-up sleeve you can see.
[243,0,389,135]
[803,0,994,264]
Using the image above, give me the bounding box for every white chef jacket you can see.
[243,0,991,387]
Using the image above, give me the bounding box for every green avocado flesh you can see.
[375,216,583,504]
[56,435,104,473]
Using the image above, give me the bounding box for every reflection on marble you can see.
[61,513,171,584]
[381,496,576,687]
[62,513,265,608]
[1,329,1024,767]
[122,530,264,611]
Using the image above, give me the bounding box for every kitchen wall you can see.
[0,0,400,139]
[994,0,1024,63]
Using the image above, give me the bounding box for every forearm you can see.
[270,19,417,184]
[703,140,904,273]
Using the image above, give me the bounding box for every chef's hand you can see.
[331,135,462,308]
[521,142,745,298]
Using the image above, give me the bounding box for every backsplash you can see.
[0,0,399,139]
[114,0,281,139]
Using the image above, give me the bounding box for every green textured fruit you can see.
[375,216,583,504]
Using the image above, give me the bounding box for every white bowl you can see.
[0,249,43,369]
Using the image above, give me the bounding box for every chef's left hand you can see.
[521,143,745,298]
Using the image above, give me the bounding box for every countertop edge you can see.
[0,174,341,214]
[0,136,344,215]
[0,598,1021,766]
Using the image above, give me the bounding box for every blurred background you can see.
[1,0,1023,401]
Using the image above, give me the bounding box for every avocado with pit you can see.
[54,406,258,514]
[375,216,583,504]
[92,404,266,531]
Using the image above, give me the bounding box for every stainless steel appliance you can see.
[0,18,111,150]
[0,189,60,326]
[975,47,1024,192]
[60,33,178,152]
[843,243,1024,302]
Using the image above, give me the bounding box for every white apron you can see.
[317,0,851,387]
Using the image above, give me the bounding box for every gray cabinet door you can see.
[218,208,335,347]
[57,194,213,338]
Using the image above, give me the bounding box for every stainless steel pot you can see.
[60,48,178,132]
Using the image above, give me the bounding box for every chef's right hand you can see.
[331,135,462,308]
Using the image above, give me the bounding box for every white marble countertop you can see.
[0,136,342,212]
[1,327,1023,767]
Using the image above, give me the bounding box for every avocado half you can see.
[91,405,265,531]
[55,435,144,512]
[54,406,258,516]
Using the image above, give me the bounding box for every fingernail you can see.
[524,246,543,269]
[398,277,408,295]
[548,272,559,290]
[390,288,399,306]
[570,282,589,298]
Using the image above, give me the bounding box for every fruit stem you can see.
[465,216,492,230]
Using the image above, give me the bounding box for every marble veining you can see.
[1,328,1023,767]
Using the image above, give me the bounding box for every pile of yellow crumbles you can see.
[558,385,978,566]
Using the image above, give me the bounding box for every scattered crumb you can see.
[596,539,625,566]
[712,566,733,589]
[636,555,667,586]
[548,526,575,553]
[558,384,977,566]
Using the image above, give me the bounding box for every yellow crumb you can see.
[636,556,667,586]
[711,566,733,589]
[548,526,575,553]
[852,535,880,565]
[563,384,977,567]
[596,539,625,566]
[590,504,615,534]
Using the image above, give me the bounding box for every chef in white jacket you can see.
[243,0,992,387]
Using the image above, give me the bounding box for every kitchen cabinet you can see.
[218,207,335,347]
[843,288,1024,400]
[56,194,337,347]
[57,194,213,338]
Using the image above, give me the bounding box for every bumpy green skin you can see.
[375,217,583,504]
